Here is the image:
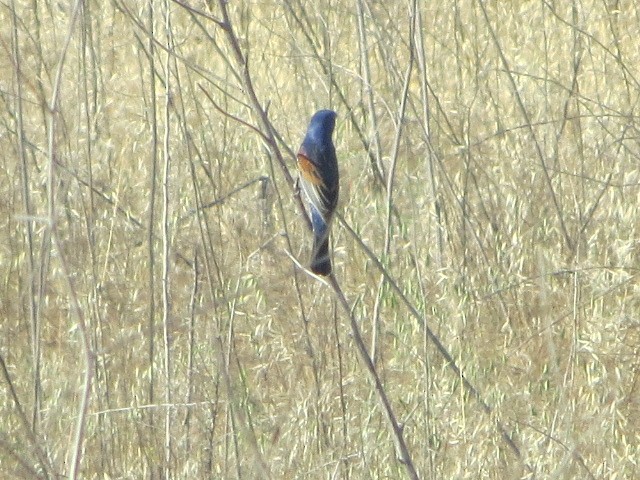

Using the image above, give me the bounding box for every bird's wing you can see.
[297,152,332,216]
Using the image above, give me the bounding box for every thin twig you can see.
[161,0,173,474]
[324,273,420,480]
[198,84,268,141]
[355,0,385,182]
[170,0,224,26]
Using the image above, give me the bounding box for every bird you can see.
[297,109,339,276]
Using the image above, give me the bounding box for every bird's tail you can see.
[310,233,331,275]
[309,208,332,275]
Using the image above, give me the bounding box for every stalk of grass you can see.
[371,1,416,365]
[145,0,160,436]
[44,0,95,478]
[355,0,385,182]
[185,251,199,453]
[11,0,41,435]
[414,3,444,269]
[185,128,230,476]
[51,216,95,480]
[330,298,350,479]
[161,0,174,473]
[77,3,116,473]
[222,285,244,478]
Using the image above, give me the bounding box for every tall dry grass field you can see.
[1,0,639,478]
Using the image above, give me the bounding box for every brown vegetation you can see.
[1,0,639,478]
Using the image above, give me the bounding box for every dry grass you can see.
[1,0,639,478]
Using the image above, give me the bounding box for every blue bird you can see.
[297,110,339,275]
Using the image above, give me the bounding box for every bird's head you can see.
[305,109,337,144]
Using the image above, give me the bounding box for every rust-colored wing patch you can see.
[297,153,325,187]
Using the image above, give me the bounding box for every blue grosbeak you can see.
[297,110,339,275]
